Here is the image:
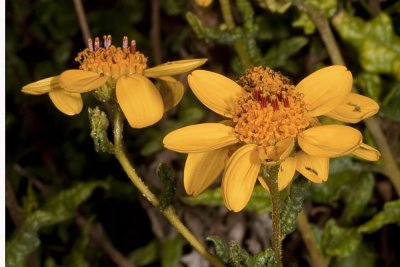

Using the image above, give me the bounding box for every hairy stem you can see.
[296,1,400,196]
[219,0,251,68]
[112,107,224,267]
[261,165,282,266]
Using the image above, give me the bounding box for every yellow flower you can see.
[163,66,380,212]
[22,35,207,128]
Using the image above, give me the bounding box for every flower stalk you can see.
[261,165,282,266]
[112,106,224,267]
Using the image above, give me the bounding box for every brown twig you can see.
[5,177,24,228]
[13,163,49,196]
[6,174,39,267]
[76,216,136,267]
[151,0,162,65]
[73,0,91,42]
[297,211,326,267]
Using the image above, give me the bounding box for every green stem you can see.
[296,2,400,196]
[112,107,224,267]
[297,211,326,267]
[261,165,282,266]
[218,0,251,68]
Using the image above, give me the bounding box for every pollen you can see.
[75,35,147,79]
[232,66,309,147]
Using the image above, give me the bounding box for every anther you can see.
[104,35,112,49]
[130,40,136,54]
[283,97,290,107]
[271,97,279,111]
[122,36,128,49]
[102,35,107,47]
[94,37,100,50]
[88,38,94,52]
[261,96,267,108]
[253,90,261,101]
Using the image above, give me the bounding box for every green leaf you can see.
[332,11,400,78]
[129,240,160,266]
[342,173,374,224]
[182,185,272,213]
[264,37,308,68]
[253,249,278,267]
[6,182,107,267]
[358,200,400,234]
[207,236,230,264]
[256,0,292,13]
[236,0,256,31]
[207,236,278,266]
[380,82,400,122]
[186,12,243,44]
[321,219,362,257]
[292,0,337,34]
[43,181,108,222]
[161,236,183,267]
[281,177,310,236]
[88,107,114,154]
[44,257,62,267]
[292,12,316,34]
[331,242,377,267]
[355,72,382,101]
[157,163,176,211]
[309,160,375,224]
[63,218,92,267]
[229,242,253,266]
[6,211,53,267]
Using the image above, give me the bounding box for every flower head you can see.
[163,66,380,212]
[22,35,207,128]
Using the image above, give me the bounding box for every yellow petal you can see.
[352,143,380,161]
[116,75,164,128]
[325,93,380,123]
[188,70,245,117]
[144,58,208,78]
[278,157,296,190]
[59,70,108,93]
[156,76,184,112]
[22,76,60,95]
[163,123,238,153]
[222,144,261,212]
[296,151,329,183]
[262,138,295,162]
[184,146,231,196]
[298,125,362,157]
[48,88,83,115]
[295,65,352,116]
[258,158,295,191]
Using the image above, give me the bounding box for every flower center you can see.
[232,66,309,148]
[75,35,147,79]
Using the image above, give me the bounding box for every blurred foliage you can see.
[6,0,400,266]
[6,182,107,267]
[207,236,279,267]
[182,185,275,213]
